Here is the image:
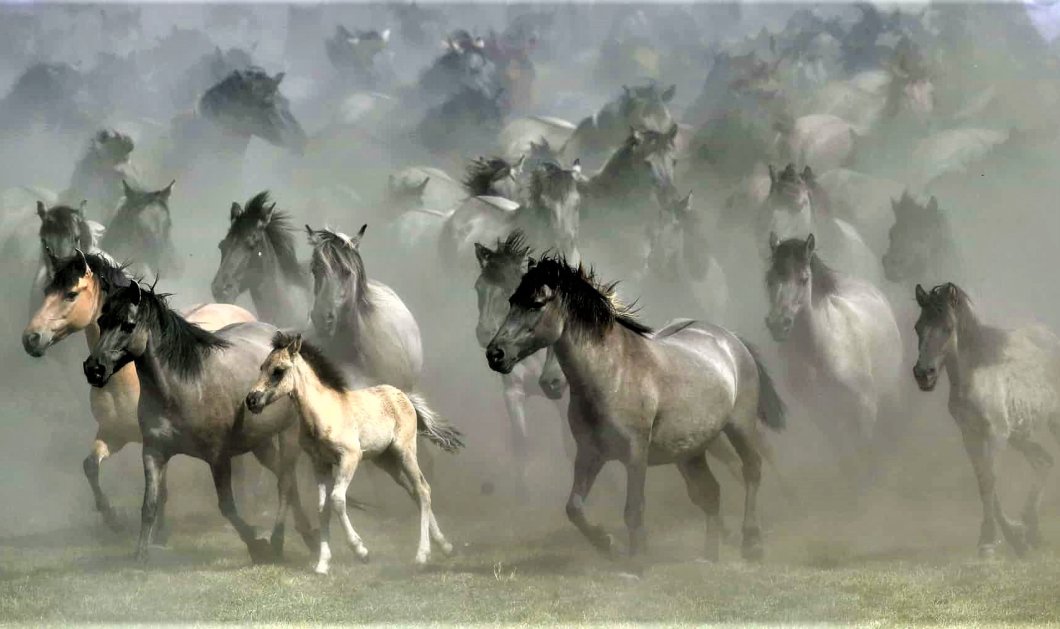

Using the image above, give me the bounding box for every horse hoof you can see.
[247,538,275,564]
[357,548,371,564]
[978,544,999,560]
[440,541,454,556]
[102,512,125,533]
[313,564,330,576]
[591,531,615,557]
[300,529,321,551]
[414,553,430,567]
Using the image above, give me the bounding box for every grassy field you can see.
[1,489,1059,625]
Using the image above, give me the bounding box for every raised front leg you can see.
[314,461,335,575]
[211,458,273,564]
[135,446,168,563]
[565,444,610,555]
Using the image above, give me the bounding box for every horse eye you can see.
[271,367,286,378]
[120,322,135,333]
[64,291,78,301]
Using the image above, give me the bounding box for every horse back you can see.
[816,281,902,389]
[965,325,1060,433]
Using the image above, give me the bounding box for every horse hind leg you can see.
[375,451,452,556]
[722,423,765,562]
[314,460,335,575]
[677,454,722,562]
[83,438,123,532]
[1010,432,1054,549]
[392,442,438,565]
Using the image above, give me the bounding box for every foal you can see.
[247,332,462,574]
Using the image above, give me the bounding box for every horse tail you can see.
[741,338,787,431]
[409,392,465,453]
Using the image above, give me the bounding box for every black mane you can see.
[463,156,513,197]
[513,255,652,337]
[39,205,94,249]
[227,191,305,285]
[272,331,349,393]
[770,237,842,298]
[113,284,230,379]
[47,252,131,296]
[307,227,371,310]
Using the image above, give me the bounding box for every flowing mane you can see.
[462,156,514,197]
[227,191,305,285]
[481,230,530,282]
[307,226,371,310]
[513,255,652,337]
[47,252,131,296]
[272,331,349,393]
[116,284,230,379]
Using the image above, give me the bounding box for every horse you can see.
[326,26,393,89]
[913,283,1060,558]
[102,180,181,283]
[634,190,729,325]
[22,252,256,533]
[246,332,462,573]
[212,191,312,329]
[60,129,139,221]
[758,164,882,285]
[306,225,423,392]
[883,192,960,286]
[82,282,317,564]
[563,83,676,168]
[474,232,570,491]
[765,234,901,476]
[486,256,786,562]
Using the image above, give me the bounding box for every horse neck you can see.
[289,364,345,436]
[134,335,176,406]
[81,281,107,352]
[553,320,641,398]
[945,303,988,392]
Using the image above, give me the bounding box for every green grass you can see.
[1,503,1059,625]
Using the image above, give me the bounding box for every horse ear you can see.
[526,256,538,270]
[415,177,430,196]
[77,200,87,215]
[73,248,89,276]
[260,203,276,224]
[273,72,285,86]
[661,84,676,102]
[122,179,134,199]
[915,284,929,307]
[159,180,175,201]
[802,165,815,182]
[474,242,492,268]
[946,283,959,306]
[769,231,780,253]
[927,196,939,213]
[230,202,244,221]
[805,233,816,256]
[37,201,46,220]
[287,333,303,355]
[572,159,582,175]
[768,164,777,185]
[351,224,367,248]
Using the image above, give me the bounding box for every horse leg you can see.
[375,452,452,555]
[959,424,1009,558]
[623,455,649,558]
[1009,432,1053,549]
[552,398,576,462]
[565,444,611,555]
[723,423,765,562]
[393,444,438,565]
[152,466,170,545]
[314,460,335,575]
[83,437,123,532]
[331,450,370,563]
[677,454,722,561]
[210,458,273,564]
[135,446,168,563]
[253,437,317,552]
[502,374,531,494]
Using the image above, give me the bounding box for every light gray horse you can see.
[486,256,786,562]
[82,283,316,564]
[913,283,1060,558]
[306,225,423,392]
[766,234,901,476]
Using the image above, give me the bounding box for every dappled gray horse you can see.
[212,191,311,329]
[913,283,1060,558]
[487,256,785,562]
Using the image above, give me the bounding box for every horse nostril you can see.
[487,346,505,363]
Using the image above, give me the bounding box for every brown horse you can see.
[22,252,255,532]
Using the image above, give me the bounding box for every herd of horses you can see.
[2,3,1060,576]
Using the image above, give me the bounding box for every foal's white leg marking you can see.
[314,465,334,575]
[332,452,369,562]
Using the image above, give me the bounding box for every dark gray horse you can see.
[102,180,180,282]
[882,192,959,285]
[562,83,676,167]
[82,283,316,564]
[61,129,137,220]
[212,191,311,329]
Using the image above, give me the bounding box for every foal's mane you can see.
[307,227,371,310]
[47,252,131,296]
[228,191,304,285]
[462,156,513,197]
[121,284,231,379]
[515,255,652,337]
[272,331,349,393]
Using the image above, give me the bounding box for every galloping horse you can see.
[23,252,256,532]
[487,256,785,562]
[913,283,1060,558]
[247,332,462,573]
[82,283,316,563]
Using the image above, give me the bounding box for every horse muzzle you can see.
[83,357,111,388]
[21,330,52,357]
[485,344,516,374]
[766,315,793,342]
[245,391,268,414]
[913,365,938,392]
[210,280,240,304]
